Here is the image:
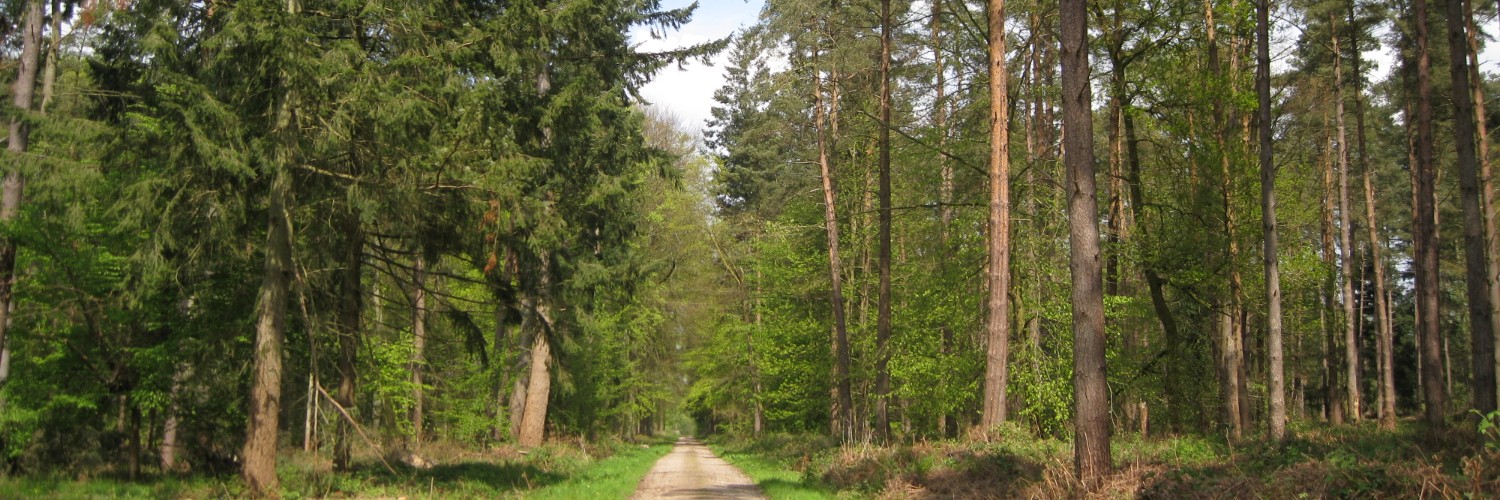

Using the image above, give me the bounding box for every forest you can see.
[3,0,1500,497]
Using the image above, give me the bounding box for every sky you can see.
[631,1,767,136]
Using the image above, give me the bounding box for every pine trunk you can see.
[517,315,552,447]
[242,166,293,497]
[1257,0,1286,440]
[334,208,361,470]
[1447,0,1497,419]
[410,257,428,443]
[1332,24,1361,421]
[814,61,855,444]
[982,0,1013,431]
[873,0,894,444]
[1412,0,1447,428]
[1060,0,1111,480]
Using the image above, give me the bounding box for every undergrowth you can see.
[0,435,675,499]
[712,420,1500,499]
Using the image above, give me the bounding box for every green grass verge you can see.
[526,443,670,499]
[711,444,837,500]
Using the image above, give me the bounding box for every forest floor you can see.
[710,420,1500,499]
[632,437,765,499]
[0,436,674,498]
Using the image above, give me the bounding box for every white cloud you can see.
[632,1,764,137]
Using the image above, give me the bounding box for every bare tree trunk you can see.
[1465,0,1500,411]
[1257,0,1285,440]
[981,0,1013,432]
[334,208,361,470]
[517,311,552,447]
[0,0,42,414]
[1320,109,1346,425]
[814,56,855,444]
[1331,22,1362,421]
[409,256,428,444]
[1447,0,1497,419]
[161,365,183,472]
[873,0,894,444]
[1061,0,1111,480]
[242,166,293,497]
[1343,0,1396,430]
[1412,0,1447,428]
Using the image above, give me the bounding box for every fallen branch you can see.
[316,383,400,476]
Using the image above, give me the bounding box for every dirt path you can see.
[631,437,766,499]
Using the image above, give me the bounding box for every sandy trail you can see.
[631,437,766,499]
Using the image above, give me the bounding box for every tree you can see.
[1259,0,1287,441]
[981,0,1014,431]
[1060,0,1111,480]
[1446,0,1497,419]
[0,0,43,413]
[1411,0,1446,428]
[874,0,895,443]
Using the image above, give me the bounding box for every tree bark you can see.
[242,165,293,497]
[517,310,552,447]
[1320,109,1346,425]
[1344,0,1396,430]
[333,208,361,470]
[410,256,428,443]
[981,0,1013,432]
[1447,0,1497,419]
[814,56,855,444]
[1331,21,1361,421]
[874,0,894,444]
[1411,0,1447,428]
[1257,0,1286,440]
[1465,0,1500,412]
[0,0,42,412]
[1060,0,1111,480]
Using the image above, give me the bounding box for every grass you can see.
[711,443,836,499]
[0,436,677,499]
[526,443,670,499]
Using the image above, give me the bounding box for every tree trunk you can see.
[1331,22,1361,421]
[873,0,894,444]
[517,311,552,447]
[1060,0,1111,480]
[161,365,183,472]
[242,166,293,497]
[333,208,361,470]
[981,0,1013,432]
[1320,109,1346,425]
[1447,0,1497,419]
[410,256,428,443]
[1466,0,1500,412]
[0,0,42,413]
[814,57,855,444]
[1344,0,1396,430]
[1257,0,1286,440]
[40,0,59,113]
[1412,0,1447,428]
[1207,0,1245,438]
